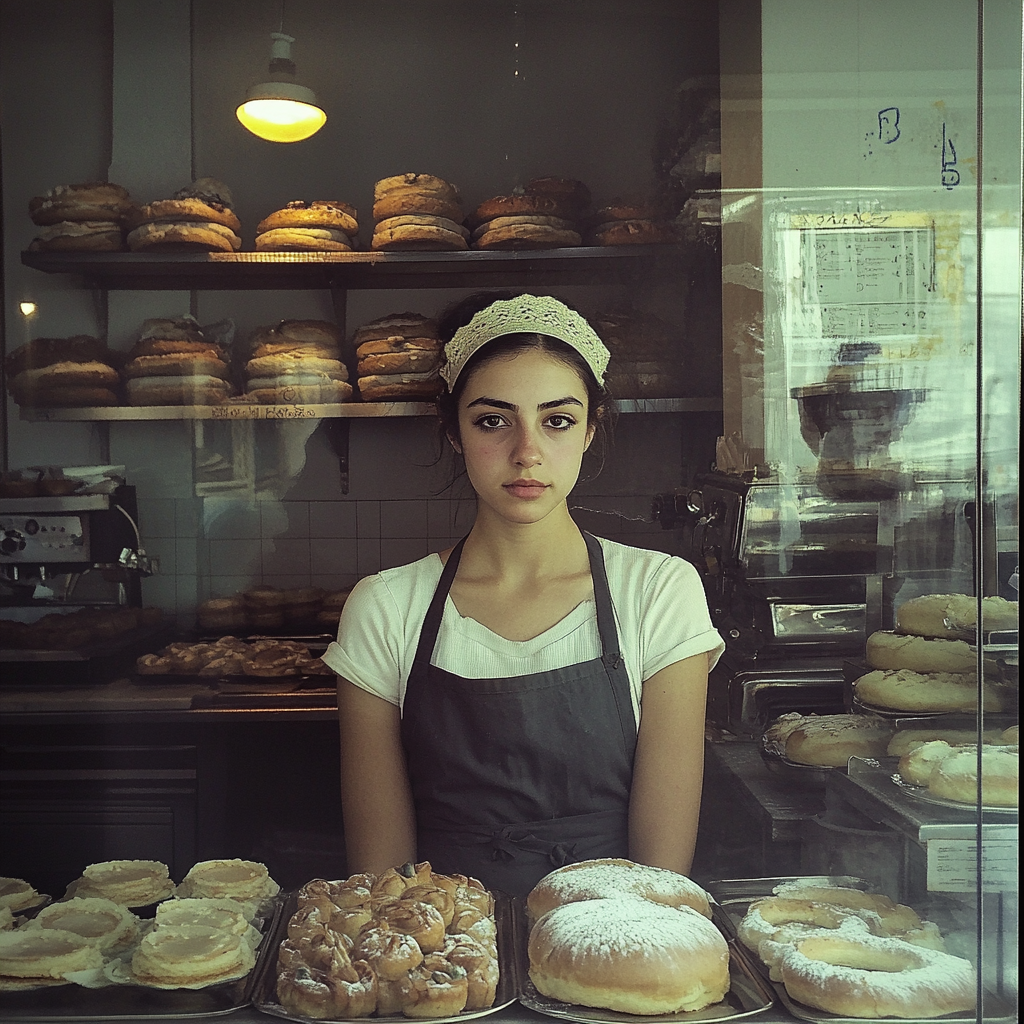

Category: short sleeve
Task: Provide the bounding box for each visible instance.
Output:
[638,554,725,680]
[321,574,405,705]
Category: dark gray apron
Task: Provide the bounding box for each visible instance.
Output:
[400,531,638,897]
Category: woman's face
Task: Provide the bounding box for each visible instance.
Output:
[455,347,595,526]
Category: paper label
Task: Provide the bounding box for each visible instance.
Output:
[926,839,1017,892]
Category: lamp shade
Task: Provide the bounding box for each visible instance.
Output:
[236,80,326,143]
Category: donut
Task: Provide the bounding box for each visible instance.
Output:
[928,745,1018,806]
[528,897,729,1014]
[853,668,1004,713]
[764,712,894,767]
[398,953,469,1017]
[526,857,712,921]
[771,883,922,935]
[771,933,975,1017]
[866,630,977,674]
[737,897,873,953]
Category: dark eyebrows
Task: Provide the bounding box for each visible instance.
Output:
[465,396,584,411]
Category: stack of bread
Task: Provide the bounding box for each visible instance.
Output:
[853,593,1018,713]
[196,584,351,633]
[526,858,727,1015]
[136,636,331,678]
[0,607,162,651]
[127,178,241,253]
[585,199,678,246]
[353,312,444,402]
[591,309,685,398]
[735,881,976,1018]
[371,174,468,251]
[469,177,588,250]
[241,319,352,404]
[123,316,234,406]
[5,335,122,407]
[255,200,360,252]
[274,860,498,1019]
[27,181,135,252]
[763,712,894,767]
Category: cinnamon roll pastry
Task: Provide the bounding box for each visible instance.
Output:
[442,933,499,1010]
[449,906,497,951]
[376,900,446,954]
[333,905,374,941]
[402,885,455,928]
[353,924,424,980]
[287,902,334,940]
[399,954,469,1017]
[284,920,354,973]
[452,877,494,917]
[373,868,412,899]
[276,960,377,1019]
[333,876,375,910]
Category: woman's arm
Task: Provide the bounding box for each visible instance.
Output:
[337,677,417,874]
[627,652,710,875]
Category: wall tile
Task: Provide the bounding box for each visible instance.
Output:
[356,501,380,538]
[311,573,360,592]
[356,539,381,575]
[204,499,261,539]
[205,574,254,601]
[143,573,176,612]
[381,500,428,538]
[138,498,175,538]
[173,537,199,577]
[312,538,358,576]
[175,499,202,538]
[261,538,312,576]
[381,538,429,570]
[309,501,357,538]
[209,538,261,577]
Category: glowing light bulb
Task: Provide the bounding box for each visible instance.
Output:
[19,302,37,317]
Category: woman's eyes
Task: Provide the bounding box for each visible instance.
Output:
[472,413,577,431]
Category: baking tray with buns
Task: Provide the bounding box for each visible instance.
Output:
[0,895,285,1019]
[250,890,520,1024]
[706,875,1017,1024]
[513,898,774,1024]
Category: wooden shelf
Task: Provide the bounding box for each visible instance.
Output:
[21,245,697,291]
[19,398,721,422]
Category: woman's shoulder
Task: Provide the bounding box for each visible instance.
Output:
[344,552,444,617]
[594,535,699,582]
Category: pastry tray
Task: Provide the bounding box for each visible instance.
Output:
[758,732,835,784]
[705,875,1017,1024]
[251,890,521,1024]
[0,895,285,1020]
[513,898,775,1023]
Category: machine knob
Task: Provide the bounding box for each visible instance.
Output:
[1,529,26,555]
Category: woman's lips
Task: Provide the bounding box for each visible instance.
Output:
[503,480,548,500]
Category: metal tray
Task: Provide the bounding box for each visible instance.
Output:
[251,890,520,1024]
[0,895,285,1020]
[515,897,774,1023]
[706,875,1017,1024]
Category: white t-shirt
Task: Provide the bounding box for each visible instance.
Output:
[323,536,724,720]
[322,536,724,725]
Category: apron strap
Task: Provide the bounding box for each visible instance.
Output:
[412,536,466,669]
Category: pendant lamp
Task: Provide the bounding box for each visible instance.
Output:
[236,32,326,143]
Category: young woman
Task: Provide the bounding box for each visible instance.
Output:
[323,292,724,897]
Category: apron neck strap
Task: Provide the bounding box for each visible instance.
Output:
[413,531,621,667]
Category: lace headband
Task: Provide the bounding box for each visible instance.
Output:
[440,294,611,389]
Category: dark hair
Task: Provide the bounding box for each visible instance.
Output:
[434,292,614,476]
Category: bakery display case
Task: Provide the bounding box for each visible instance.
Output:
[1,0,1020,1021]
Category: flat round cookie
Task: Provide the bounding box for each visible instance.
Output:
[371,224,468,251]
[473,223,582,250]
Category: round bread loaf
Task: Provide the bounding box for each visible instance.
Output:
[124,353,230,379]
[472,194,568,224]
[928,745,1018,806]
[853,668,1003,713]
[129,198,241,232]
[525,177,591,214]
[355,336,442,357]
[374,173,461,203]
[527,858,711,921]
[29,221,124,251]
[764,712,894,767]
[589,219,677,245]
[371,221,468,251]
[248,319,343,351]
[247,381,354,404]
[375,214,469,239]
[255,227,353,251]
[887,727,1004,756]
[528,897,729,1014]
[29,182,134,225]
[372,193,464,222]
[357,371,443,401]
[257,200,359,236]
[473,223,582,250]
[246,353,347,379]
[895,593,1018,638]
[127,221,241,253]
[126,375,231,406]
[470,214,576,241]
[357,349,441,376]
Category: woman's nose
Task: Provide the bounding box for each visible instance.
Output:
[512,426,543,467]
